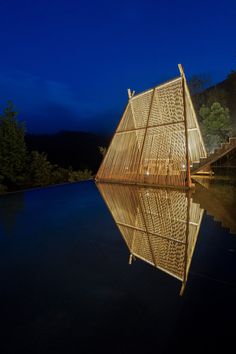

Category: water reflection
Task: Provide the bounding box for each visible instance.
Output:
[97,182,204,295]
[0,193,25,236]
[193,177,236,234]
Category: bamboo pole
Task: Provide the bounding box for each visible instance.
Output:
[178,64,192,189]
[179,191,190,296]
[135,88,156,180]
[183,77,207,158]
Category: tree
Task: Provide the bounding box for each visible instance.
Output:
[50,166,69,184]
[98,146,107,157]
[0,102,27,183]
[68,168,92,182]
[204,87,228,108]
[227,70,236,81]
[199,102,232,151]
[28,151,52,186]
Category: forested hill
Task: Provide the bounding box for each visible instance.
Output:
[215,74,236,130]
[26,131,110,173]
[195,72,236,131]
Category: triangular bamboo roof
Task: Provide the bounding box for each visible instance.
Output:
[96,65,207,188]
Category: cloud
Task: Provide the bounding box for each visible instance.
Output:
[0,71,91,129]
[0,70,120,133]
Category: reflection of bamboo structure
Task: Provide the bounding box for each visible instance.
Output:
[97,182,204,295]
[96,65,206,188]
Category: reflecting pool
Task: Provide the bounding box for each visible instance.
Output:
[0,179,235,353]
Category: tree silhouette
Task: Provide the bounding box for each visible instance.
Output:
[0,102,27,184]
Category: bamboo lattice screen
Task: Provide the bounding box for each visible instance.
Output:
[97,182,204,294]
[96,66,207,188]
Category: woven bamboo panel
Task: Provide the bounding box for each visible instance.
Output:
[116,103,135,132]
[148,78,183,126]
[117,90,153,131]
[137,123,186,186]
[184,81,207,162]
[96,71,207,187]
[96,130,145,182]
[97,182,203,289]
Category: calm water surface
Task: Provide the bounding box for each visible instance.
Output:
[0,179,235,353]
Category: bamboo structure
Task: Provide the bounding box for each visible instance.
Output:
[97,182,204,295]
[96,65,207,188]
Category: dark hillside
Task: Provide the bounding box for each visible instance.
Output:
[195,72,236,131]
[25,131,110,173]
[216,74,236,129]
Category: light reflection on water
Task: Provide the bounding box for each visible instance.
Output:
[0,179,235,353]
[193,177,236,234]
[97,178,236,295]
[97,183,203,295]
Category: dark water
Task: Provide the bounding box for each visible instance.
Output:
[0,180,235,353]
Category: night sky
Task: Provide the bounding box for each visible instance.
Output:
[0,0,235,134]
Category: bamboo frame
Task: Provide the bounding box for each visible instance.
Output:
[96,65,207,188]
[179,64,191,188]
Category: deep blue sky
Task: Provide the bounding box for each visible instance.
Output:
[0,0,235,134]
